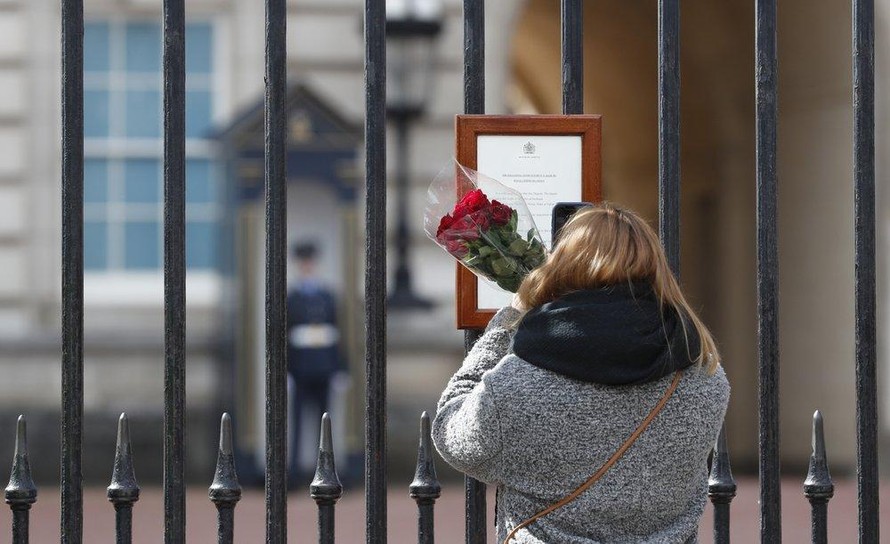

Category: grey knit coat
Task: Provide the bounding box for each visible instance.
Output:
[433,307,730,543]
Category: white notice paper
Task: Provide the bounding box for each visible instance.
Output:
[475,135,583,310]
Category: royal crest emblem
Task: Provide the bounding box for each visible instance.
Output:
[523,141,536,154]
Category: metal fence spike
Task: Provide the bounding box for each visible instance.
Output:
[803,410,833,544]
[107,413,139,543]
[6,415,37,543]
[310,413,343,505]
[410,411,441,504]
[5,415,37,507]
[107,413,140,504]
[209,413,241,544]
[708,425,737,501]
[707,424,735,544]
[803,410,833,500]
[410,412,440,544]
[209,413,242,507]
[311,413,341,544]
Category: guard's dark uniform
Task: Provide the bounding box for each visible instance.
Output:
[286,281,345,480]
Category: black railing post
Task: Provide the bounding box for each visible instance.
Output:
[853,0,879,541]
[462,1,486,540]
[561,0,583,115]
[61,0,84,540]
[462,331,486,543]
[209,414,241,544]
[803,411,834,544]
[162,0,187,541]
[264,0,288,541]
[708,426,736,544]
[107,414,140,544]
[410,412,441,544]
[755,0,781,540]
[658,0,681,274]
[310,413,342,544]
[364,0,387,542]
[5,416,37,544]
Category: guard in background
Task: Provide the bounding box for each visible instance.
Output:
[287,241,346,485]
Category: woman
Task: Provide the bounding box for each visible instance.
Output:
[433,204,729,543]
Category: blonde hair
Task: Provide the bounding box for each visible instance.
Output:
[517,203,720,374]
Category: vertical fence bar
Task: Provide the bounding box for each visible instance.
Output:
[162,0,187,541]
[410,412,441,544]
[463,332,486,544]
[5,416,37,544]
[707,426,736,544]
[561,0,583,115]
[364,0,387,542]
[209,414,241,544]
[61,0,84,541]
[463,0,484,116]
[853,0,879,541]
[107,414,140,544]
[310,413,342,544]
[803,411,834,544]
[462,1,486,541]
[264,0,288,541]
[658,0,680,274]
[755,0,781,539]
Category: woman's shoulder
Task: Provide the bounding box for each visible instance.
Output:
[674,363,731,411]
[484,354,729,398]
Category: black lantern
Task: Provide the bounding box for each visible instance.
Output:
[385,0,443,120]
[385,0,443,309]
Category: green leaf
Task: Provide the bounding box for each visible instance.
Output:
[507,239,528,256]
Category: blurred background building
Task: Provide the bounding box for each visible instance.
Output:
[0,0,887,484]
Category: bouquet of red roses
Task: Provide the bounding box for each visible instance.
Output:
[424,162,547,293]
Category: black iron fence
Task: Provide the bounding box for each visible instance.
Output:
[2,0,878,542]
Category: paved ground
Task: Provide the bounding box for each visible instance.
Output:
[2,477,886,543]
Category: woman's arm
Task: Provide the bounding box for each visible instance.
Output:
[432,306,521,483]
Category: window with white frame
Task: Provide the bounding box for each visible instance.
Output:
[83,20,219,272]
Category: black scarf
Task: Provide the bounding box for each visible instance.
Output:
[511,283,699,385]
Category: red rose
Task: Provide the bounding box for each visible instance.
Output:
[490,200,513,226]
[452,202,471,220]
[445,239,468,258]
[456,189,490,214]
[451,214,480,241]
[470,210,491,232]
[436,213,455,237]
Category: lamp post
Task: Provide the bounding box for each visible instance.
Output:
[384,0,442,309]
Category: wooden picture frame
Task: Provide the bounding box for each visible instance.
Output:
[454,114,602,329]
